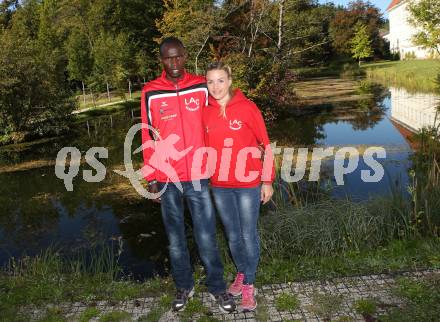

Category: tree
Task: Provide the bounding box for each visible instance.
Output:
[329,0,385,58]
[280,0,336,66]
[0,29,75,142]
[89,32,132,100]
[66,29,93,104]
[135,50,152,83]
[408,0,440,56]
[156,0,219,73]
[351,23,373,65]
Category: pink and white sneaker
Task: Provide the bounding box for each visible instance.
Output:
[241,284,257,312]
[228,272,244,297]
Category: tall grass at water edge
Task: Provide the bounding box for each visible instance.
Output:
[261,136,440,260]
[0,241,172,320]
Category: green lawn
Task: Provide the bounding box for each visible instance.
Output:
[75,90,142,110]
[363,60,440,93]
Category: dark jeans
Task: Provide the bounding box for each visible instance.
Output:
[211,185,261,284]
[158,179,226,294]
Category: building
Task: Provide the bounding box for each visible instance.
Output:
[384,0,433,59]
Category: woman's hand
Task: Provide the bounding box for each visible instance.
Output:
[261,183,274,204]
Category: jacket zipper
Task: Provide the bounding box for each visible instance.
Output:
[175,83,190,180]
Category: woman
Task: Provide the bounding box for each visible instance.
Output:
[203,62,274,312]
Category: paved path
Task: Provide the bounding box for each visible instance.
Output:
[29,269,439,321]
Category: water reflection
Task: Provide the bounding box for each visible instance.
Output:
[389,87,440,132]
[269,83,389,146]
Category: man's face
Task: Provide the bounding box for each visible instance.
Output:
[160,44,187,82]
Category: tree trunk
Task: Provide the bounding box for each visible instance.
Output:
[277,0,284,52]
[195,35,210,74]
[128,80,132,99]
[248,3,264,58]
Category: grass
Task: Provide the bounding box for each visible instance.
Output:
[308,291,344,321]
[354,298,378,317]
[379,275,440,321]
[79,307,100,322]
[99,311,131,322]
[73,99,140,123]
[275,292,300,311]
[0,245,173,321]
[257,238,440,284]
[76,90,141,110]
[260,197,414,259]
[179,298,209,322]
[363,60,440,93]
[140,294,172,322]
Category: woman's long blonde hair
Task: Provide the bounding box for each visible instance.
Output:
[206,61,233,118]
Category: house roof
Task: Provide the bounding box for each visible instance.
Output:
[386,0,403,11]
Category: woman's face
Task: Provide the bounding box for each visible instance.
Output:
[206,69,232,102]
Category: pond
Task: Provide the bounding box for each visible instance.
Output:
[0,82,438,279]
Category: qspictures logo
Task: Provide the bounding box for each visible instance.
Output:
[54,123,387,199]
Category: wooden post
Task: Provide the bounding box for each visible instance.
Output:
[82,81,86,106]
[106,82,111,102]
[91,89,96,107]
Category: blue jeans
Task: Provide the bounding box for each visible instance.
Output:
[158,179,226,294]
[211,185,261,284]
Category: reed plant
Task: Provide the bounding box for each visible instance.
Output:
[259,197,414,259]
[263,120,440,259]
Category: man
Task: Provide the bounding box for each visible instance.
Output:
[140,37,235,313]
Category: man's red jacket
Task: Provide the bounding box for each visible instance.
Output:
[140,70,208,183]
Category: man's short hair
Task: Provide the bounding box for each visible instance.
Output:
[159,37,185,57]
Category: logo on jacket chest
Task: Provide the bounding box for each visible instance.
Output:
[185,97,200,112]
[229,119,243,131]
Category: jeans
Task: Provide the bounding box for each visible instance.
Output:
[158,179,226,294]
[211,185,261,284]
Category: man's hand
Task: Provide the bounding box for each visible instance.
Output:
[261,183,274,204]
[148,182,161,203]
